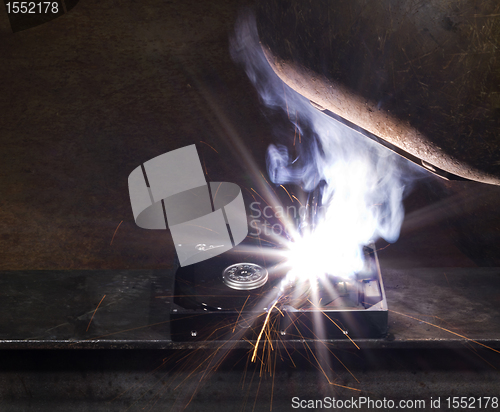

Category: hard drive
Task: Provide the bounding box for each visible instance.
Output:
[170,243,388,341]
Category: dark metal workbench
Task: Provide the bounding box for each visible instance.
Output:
[2,267,499,349]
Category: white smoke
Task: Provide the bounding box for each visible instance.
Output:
[231,11,410,279]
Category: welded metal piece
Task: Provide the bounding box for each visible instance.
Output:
[256,0,500,185]
[170,244,388,341]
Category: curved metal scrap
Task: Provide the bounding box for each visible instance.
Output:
[256,0,500,184]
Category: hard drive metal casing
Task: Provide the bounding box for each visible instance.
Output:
[170,244,388,341]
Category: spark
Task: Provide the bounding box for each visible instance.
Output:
[174,351,218,391]
[390,309,500,354]
[86,294,106,332]
[279,185,293,202]
[300,338,361,392]
[278,340,296,368]
[291,194,303,206]
[199,140,219,153]
[259,172,274,190]
[184,223,221,234]
[263,319,274,352]
[212,182,222,203]
[465,343,497,370]
[307,299,360,350]
[70,319,171,345]
[250,187,272,205]
[252,300,280,362]
[376,243,392,252]
[233,294,251,332]
[330,349,360,383]
[110,221,123,245]
[291,318,361,383]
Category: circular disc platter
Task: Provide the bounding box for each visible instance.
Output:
[222,263,268,290]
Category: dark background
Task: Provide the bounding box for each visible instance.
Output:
[1,0,500,411]
[1,0,499,271]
